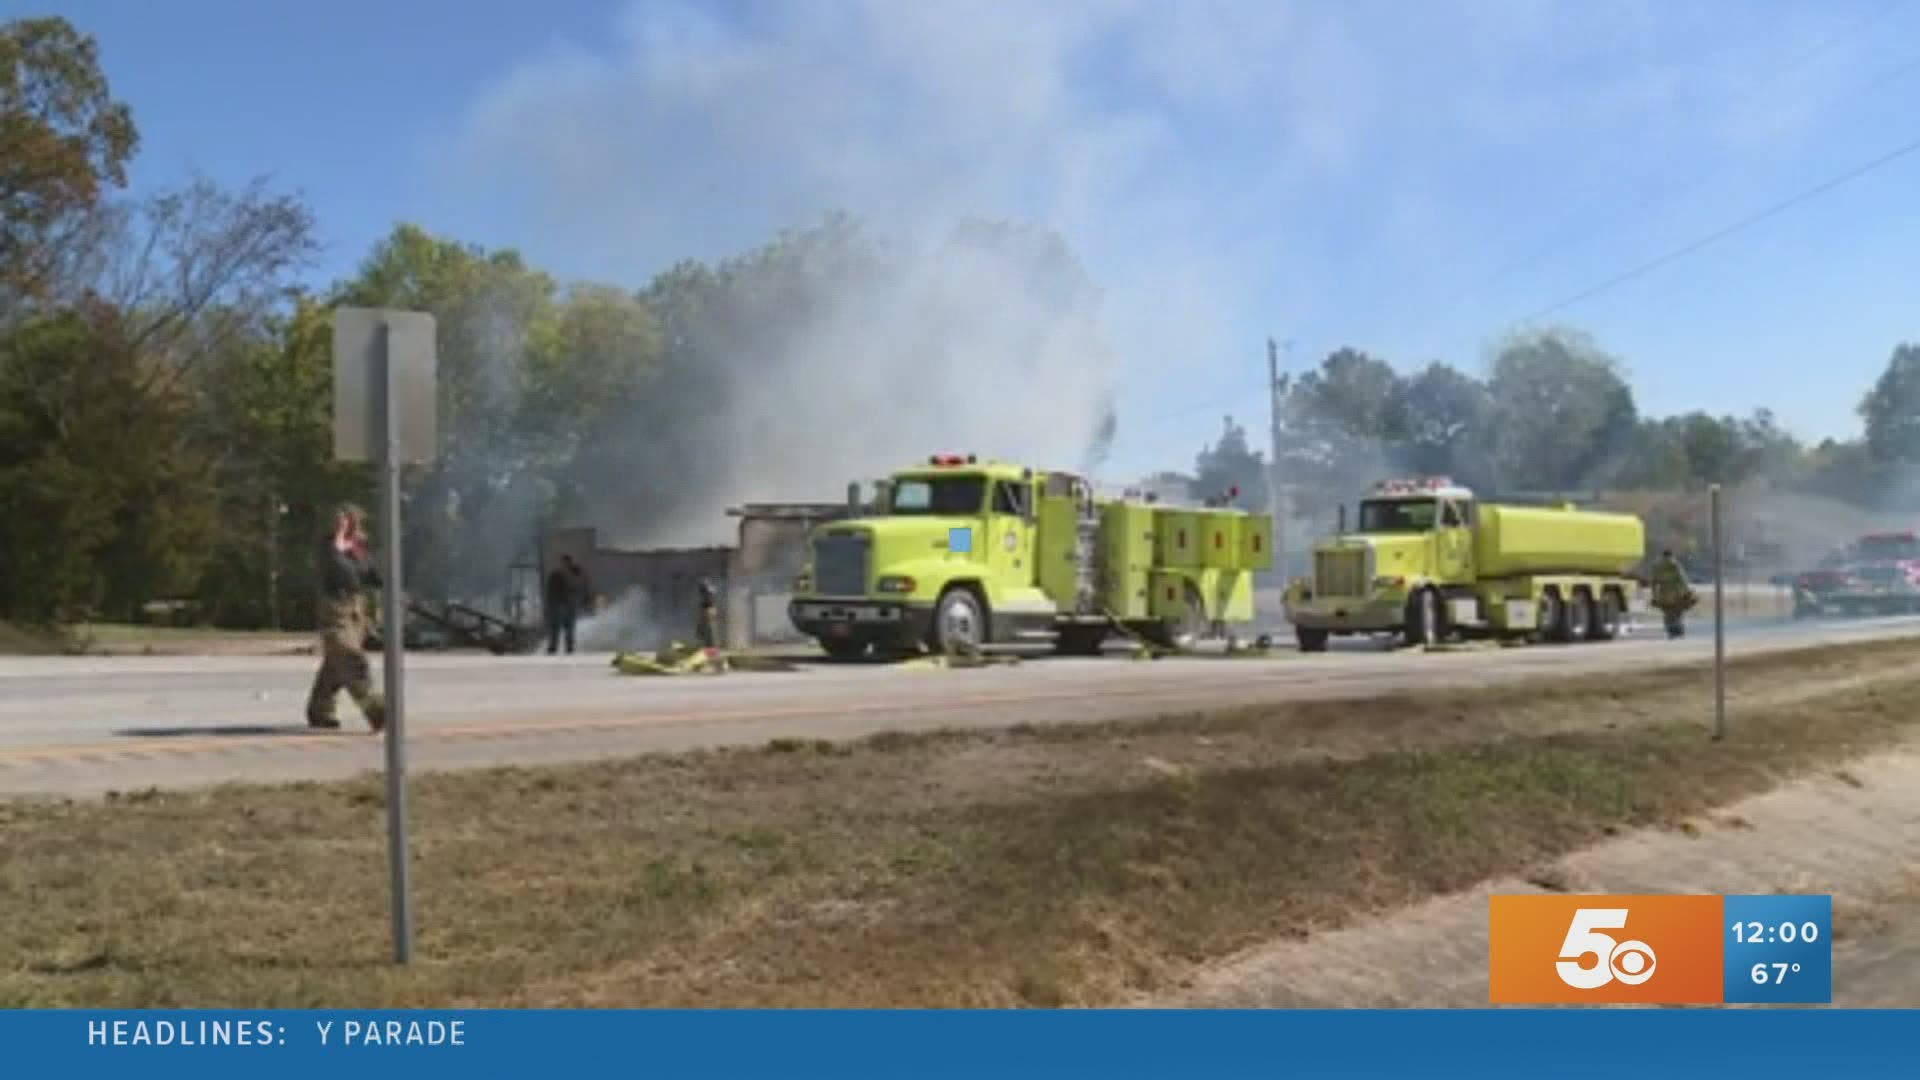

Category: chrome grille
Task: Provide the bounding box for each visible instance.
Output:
[1314,548,1368,598]
[812,532,871,597]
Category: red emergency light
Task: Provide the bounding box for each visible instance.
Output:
[1374,476,1456,495]
[927,452,979,467]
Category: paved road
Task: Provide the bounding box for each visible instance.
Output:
[2,614,1916,796]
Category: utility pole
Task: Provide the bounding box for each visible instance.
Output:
[1711,484,1726,740]
[1266,338,1290,584]
[267,497,288,631]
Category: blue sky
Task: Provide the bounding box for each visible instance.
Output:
[24,0,1920,478]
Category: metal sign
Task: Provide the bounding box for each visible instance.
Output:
[333,308,438,464]
[331,306,438,966]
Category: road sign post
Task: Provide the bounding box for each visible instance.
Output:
[1710,484,1726,740]
[333,307,437,965]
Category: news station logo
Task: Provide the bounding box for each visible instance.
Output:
[1489,894,1724,1005]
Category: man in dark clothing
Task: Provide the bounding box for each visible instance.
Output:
[695,576,719,650]
[546,556,585,654]
[568,558,592,622]
[307,504,386,731]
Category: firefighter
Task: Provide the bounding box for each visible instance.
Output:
[306,504,386,731]
[695,576,719,650]
[545,556,583,655]
[1650,548,1696,639]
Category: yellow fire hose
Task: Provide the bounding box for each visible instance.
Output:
[611,641,728,676]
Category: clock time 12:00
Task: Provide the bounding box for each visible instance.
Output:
[1731,920,1820,945]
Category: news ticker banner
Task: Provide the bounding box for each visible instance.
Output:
[1,1007,1914,1079]
[1490,892,1832,1005]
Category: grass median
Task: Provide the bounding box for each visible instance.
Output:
[2,638,1918,1007]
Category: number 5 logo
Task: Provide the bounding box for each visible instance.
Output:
[1557,908,1658,988]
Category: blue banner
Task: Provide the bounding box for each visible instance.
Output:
[5,1009,1913,1078]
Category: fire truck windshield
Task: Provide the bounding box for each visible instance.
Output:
[1358,498,1438,533]
[889,475,987,515]
[1856,535,1919,561]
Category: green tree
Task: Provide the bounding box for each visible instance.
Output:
[1272,347,1410,520]
[0,304,215,622]
[1398,361,1492,486]
[1193,416,1266,509]
[193,296,373,627]
[0,16,137,309]
[1861,343,1920,463]
[1485,328,1637,492]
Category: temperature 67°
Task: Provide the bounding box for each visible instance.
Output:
[1751,962,1801,985]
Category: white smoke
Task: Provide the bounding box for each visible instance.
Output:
[574,587,673,652]
[426,0,1872,548]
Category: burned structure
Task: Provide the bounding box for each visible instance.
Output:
[539,501,856,650]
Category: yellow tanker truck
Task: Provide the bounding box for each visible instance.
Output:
[1284,477,1646,651]
[789,453,1272,659]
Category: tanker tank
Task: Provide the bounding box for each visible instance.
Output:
[1473,504,1645,579]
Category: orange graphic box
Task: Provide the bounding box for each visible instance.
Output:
[1489,894,1724,1004]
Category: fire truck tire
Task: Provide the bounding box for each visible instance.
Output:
[930,586,988,656]
[1403,588,1441,647]
[1296,626,1330,652]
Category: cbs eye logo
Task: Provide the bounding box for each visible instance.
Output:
[1556,908,1658,989]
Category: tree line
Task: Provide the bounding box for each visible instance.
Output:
[1,17,1120,628]
[1185,333,1920,563]
[4,16,1917,628]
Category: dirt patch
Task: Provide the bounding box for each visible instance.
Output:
[1,640,1917,1008]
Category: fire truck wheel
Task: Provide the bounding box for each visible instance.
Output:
[1403,588,1441,647]
[1296,626,1330,652]
[931,586,988,656]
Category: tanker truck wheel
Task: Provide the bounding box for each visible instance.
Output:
[1567,588,1595,644]
[1535,588,1567,643]
[1403,588,1441,648]
[1590,589,1623,641]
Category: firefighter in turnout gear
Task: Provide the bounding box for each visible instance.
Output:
[1650,549,1696,640]
[306,504,386,731]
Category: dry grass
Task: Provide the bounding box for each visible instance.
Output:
[2,639,1919,1008]
[0,622,79,656]
[73,623,307,656]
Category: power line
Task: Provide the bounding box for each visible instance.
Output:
[1122,9,1920,443]
[1518,130,1920,323]
[1428,0,1915,313]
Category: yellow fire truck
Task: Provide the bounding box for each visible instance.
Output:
[789,454,1272,659]
[1285,477,1646,651]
